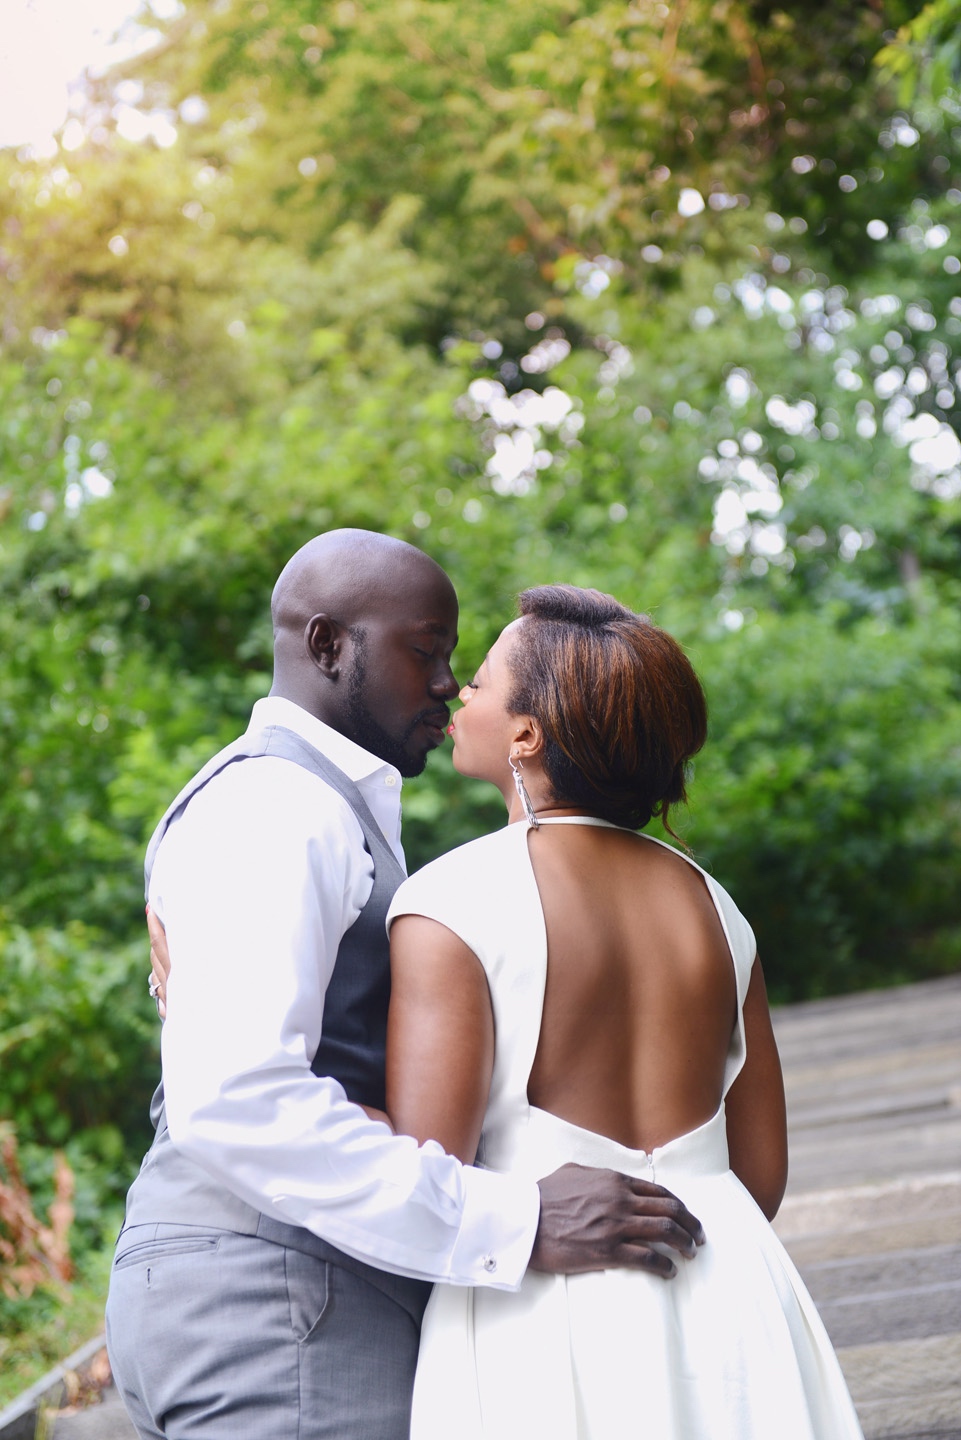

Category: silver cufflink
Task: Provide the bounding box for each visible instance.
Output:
[482,1254,497,1273]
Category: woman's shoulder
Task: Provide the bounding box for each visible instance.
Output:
[388,824,519,921]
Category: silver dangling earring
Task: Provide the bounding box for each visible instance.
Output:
[509,752,540,828]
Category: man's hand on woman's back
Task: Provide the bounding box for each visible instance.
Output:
[531,1164,705,1279]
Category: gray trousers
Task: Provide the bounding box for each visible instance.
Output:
[105,1224,431,1440]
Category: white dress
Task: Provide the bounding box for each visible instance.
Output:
[386,818,864,1440]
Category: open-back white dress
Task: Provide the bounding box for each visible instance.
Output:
[386,817,864,1440]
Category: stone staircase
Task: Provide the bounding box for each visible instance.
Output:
[773,974,961,1438]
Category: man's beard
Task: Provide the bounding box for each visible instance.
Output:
[345,636,431,778]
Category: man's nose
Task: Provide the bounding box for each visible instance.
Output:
[429,661,459,699]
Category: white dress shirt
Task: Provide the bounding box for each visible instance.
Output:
[151,695,539,1289]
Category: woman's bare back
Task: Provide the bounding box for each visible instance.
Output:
[526,823,739,1152]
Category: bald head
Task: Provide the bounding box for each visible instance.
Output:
[272,529,447,636]
[268,529,460,772]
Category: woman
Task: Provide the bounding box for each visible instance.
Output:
[385,585,863,1440]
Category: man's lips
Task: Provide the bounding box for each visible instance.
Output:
[421,712,450,742]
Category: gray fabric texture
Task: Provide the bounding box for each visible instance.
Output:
[107,1224,427,1440]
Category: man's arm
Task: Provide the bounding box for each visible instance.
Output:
[147,760,540,1289]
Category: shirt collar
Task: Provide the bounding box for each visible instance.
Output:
[247,696,403,790]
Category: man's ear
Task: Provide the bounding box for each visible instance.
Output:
[304,614,342,677]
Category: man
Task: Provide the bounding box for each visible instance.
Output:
[106,530,704,1440]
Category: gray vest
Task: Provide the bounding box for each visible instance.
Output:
[124,725,427,1312]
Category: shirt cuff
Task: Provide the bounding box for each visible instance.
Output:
[446,1166,540,1291]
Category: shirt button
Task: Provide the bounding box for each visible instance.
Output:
[482,1254,497,1273]
[385,775,397,787]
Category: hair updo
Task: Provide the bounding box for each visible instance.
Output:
[506,585,707,836]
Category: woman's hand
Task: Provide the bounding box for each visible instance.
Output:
[360,1106,394,1129]
[146,905,170,1020]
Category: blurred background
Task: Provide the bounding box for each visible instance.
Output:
[1,0,959,1399]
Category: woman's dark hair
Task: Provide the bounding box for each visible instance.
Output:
[506,585,707,837]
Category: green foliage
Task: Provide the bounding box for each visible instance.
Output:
[0,0,959,1365]
[877,0,961,106]
[688,604,961,999]
[0,919,158,1157]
